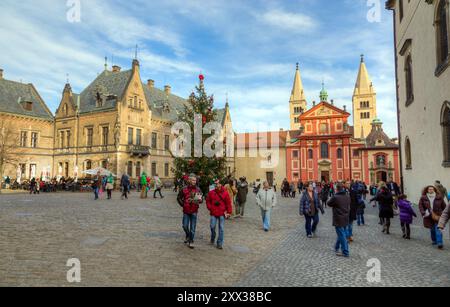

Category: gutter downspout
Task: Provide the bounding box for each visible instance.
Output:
[387,2,404,193]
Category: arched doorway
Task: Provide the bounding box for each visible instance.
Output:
[376,171,387,183]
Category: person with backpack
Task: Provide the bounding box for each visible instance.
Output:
[236,177,249,218]
[177,174,203,249]
[206,179,232,250]
[140,172,148,199]
[371,185,394,235]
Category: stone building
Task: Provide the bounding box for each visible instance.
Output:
[386,0,450,201]
[0,69,54,182]
[0,59,234,184]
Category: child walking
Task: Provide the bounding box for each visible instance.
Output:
[397,195,417,240]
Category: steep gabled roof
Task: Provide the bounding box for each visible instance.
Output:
[0,78,53,120]
[78,69,133,114]
[364,120,398,149]
[142,85,188,122]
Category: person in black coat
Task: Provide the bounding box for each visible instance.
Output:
[327,183,351,257]
[371,186,394,234]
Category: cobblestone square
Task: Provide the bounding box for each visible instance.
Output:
[0,191,449,287]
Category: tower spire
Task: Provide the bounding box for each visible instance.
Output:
[104,56,108,71]
[320,80,328,102]
[289,63,308,130]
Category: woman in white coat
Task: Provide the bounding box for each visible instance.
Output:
[256,181,277,232]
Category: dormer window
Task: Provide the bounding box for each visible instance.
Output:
[21,101,33,111]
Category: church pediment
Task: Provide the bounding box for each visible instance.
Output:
[300,102,350,120]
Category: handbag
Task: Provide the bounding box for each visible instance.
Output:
[432,211,441,223]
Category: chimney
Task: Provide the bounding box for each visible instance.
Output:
[343,105,347,112]
[147,79,155,89]
[0,69,3,79]
[331,99,334,105]
[112,65,121,72]
[164,85,171,95]
[312,100,316,106]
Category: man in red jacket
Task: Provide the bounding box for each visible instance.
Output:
[207,179,232,250]
[177,174,203,249]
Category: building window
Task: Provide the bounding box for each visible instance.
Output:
[442,103,450,165]
[293,150,299,159]
[405,55,414,105]
[320,142,329,159]
[337,148,343,159]
[19,164,26,178]
[136,161,141,177]
[405,137,412,169]
[136,129,142,146]
[164,135,170,151]
[399,0,404,22]
[59,131,65,148]
[64,162,69,178]
[164,163,169,177]
[66,131,71,148]
[151,162,157,176]
[101,160,108,169]
[86,160,92,170]
[294,117,300,124]
[353,149,360,158]
[87,128,93,147]
[308,149,313,160]
[31,132,38,148]
[102,127,109,146]
[20,131,28,147]
[436,0,449,68]
[128,128,134,145]
[152,133,158,149]
[127,161,133,177]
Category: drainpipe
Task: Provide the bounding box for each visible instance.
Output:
[387,3,404,193]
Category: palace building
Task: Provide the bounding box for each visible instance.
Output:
[0,59,234,184]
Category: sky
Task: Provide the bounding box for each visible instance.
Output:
[0,0,398,136]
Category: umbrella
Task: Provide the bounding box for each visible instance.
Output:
[82,167,116,177]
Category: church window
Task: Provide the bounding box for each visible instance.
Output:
[442,103,450,165]
[405,137,412,169]
[294,118,299,124]
[320,142,329,159]
[308,149,313,160]
[127,161,133,177]
[405,55,414,106]
[436,0,449,68]
[337,148,343,159]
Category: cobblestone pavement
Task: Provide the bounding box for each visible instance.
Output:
[1,191,449,287]
[0,190,299,287]
[237,201,450,287]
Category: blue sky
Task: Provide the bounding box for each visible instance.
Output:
[0,0,398,136]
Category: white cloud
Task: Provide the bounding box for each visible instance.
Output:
[260,9,317,31]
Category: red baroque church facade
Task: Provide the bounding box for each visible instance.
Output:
[285,57,400,185]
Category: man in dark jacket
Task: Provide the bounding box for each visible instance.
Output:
[327,183,351,257]
[348,181,364,242]
[120,174,130,200]
[236,177,249,218]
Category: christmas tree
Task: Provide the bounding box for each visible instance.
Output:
[172,75,227,196]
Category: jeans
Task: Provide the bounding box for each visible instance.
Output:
[94,187,99,200]
[210,216,225,247]
[431,224,444,246]
[305,214,319,236]
[357,213,365,226]
[346,221,354,238]
[335,226,350,256]
[261,208,272,231]
[182,213,197,243]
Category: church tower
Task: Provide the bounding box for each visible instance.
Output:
[290,63,307,130]
[352,55,377,139]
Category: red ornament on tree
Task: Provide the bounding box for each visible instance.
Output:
[199,74,205,81]
[202,115,207,125]
[189,160,195,167]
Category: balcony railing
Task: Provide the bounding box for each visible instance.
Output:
[127,145,151,156]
